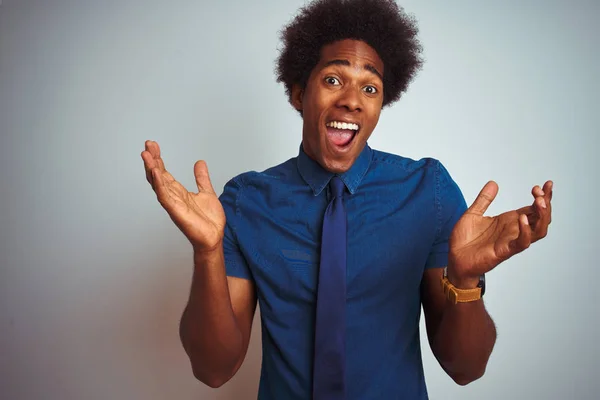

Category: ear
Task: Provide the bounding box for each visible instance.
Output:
[291,84,304,112]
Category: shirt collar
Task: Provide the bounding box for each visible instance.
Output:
[296,142,373,196]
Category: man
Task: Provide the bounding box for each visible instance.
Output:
[141,0,553,398]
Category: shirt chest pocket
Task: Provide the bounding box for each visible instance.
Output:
[249,226,322,310]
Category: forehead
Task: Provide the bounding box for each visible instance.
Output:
[318,39,384,76]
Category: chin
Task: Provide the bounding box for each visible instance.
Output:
[303,132,364,173]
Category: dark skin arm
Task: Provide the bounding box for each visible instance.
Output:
[422,180,553,384]
[421,268,496,384]
[180,252,257,388]
[142,140,257,388]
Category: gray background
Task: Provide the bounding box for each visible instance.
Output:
[1,0,598,399]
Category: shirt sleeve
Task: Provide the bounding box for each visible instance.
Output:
[218,177,254,281]
[424,160,468,269]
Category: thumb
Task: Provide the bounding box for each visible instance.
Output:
[468,181,498,216]
[194,160,216,194]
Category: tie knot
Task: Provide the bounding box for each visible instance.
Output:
[329,176,345,198]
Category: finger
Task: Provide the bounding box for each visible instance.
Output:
[514,205,541,228]
[152,168,175,209]
[145,140,161,158]
[141,150,157,185]
[161,170,177,184]
[468,181,498,216]
[194,160,216,194]
[516,205,535,215]
[525,196,543,223]
[509,214,532,255]
[543,181,552,225]
[145,140,167,172]
[151,168,164,201]
[532,195,550,241]
[142,150,174,188]
[156,154,166,172]
[143,140,176,186]
[543,180,553,201]
[526,213,540,227]
[531,185,544,198]
[534,193,547,212]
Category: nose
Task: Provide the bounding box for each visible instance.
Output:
[335,86,362,112]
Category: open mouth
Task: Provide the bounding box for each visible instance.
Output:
[325,121,359,149]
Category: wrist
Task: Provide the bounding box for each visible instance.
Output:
[192,241,223,264]
[446,266,480,289]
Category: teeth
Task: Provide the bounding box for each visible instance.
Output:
[327,121,359,131]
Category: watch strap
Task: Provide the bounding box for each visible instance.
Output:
[441,268,483,304]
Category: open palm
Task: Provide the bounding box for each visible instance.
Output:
[141,140,225,252]
[449,180,553,280]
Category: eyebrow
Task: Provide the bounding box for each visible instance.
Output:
[323,59,383,82]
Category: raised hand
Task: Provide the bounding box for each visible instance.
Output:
[448,180,553,285]
[141,140,226,253]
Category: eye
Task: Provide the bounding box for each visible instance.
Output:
[325,76,341,86]
[363,85,378,94]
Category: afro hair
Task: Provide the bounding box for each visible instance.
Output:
[276,0,423,109]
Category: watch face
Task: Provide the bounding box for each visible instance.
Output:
[479,274,486,296]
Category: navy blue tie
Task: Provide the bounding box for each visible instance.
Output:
[313,176,347,400]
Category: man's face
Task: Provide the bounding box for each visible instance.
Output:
[292,39,385,174]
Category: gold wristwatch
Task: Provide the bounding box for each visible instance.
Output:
[441,267,485,304]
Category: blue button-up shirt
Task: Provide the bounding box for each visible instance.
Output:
[219,143,467,399]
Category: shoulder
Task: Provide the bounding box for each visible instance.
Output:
[220,157,300,205]
[226,157,297,190]
[370,147,444,177]
[368,148,463,205]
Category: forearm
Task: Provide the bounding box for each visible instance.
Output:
[179,245,243,386]
[432,296,496,385]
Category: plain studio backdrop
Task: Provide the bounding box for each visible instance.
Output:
[0,0,598,399]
